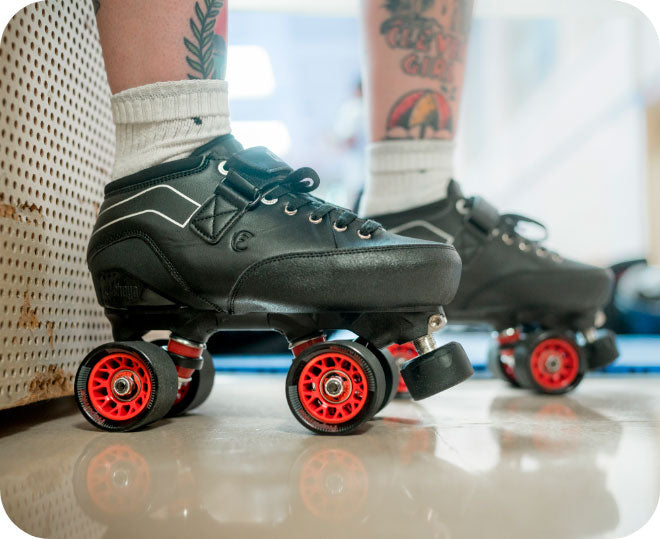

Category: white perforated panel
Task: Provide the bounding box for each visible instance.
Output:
[0,0,114,410]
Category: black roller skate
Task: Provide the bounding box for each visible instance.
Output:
[74,135,473,434]
[373,180,618,395]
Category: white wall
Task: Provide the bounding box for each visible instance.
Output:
[456,7,660,264]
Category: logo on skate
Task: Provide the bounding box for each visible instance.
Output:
[231,230,254,251]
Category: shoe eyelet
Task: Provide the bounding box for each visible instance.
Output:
[284,205,298,216]
[501,233,514,246]
[518,241,530,252]
[261,196,278,205]
[551,253,563,263]
[358,230,372,240]
[536,248,548,258]
[309,215,322,224]
[217,160,228,175]
[333,222,347,232]
[455,199,469,215]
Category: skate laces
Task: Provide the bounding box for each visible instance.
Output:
[499,213,548,242]
[459,195,558,259]
[261,167,382,238]
[497,212,562,259]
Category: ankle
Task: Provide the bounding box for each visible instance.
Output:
[111,80,230,179]
[359,139,454,216]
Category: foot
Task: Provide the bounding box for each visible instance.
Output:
[372,180,619,392]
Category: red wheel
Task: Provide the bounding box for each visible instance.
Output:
[88,353,153,421]
[501,352,518,383]
[529,338,580,391]
[75,341,178,431]
[166,350,215,418]
[286,341,385,434]
[173,381,191,408]
[297,353,368,424]
[513,334,584,395]
[386,342,417,397]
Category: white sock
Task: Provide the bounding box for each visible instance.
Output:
[110,80,231,179]
[359,139,454,216]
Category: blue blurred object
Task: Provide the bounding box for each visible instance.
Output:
[614,262,660,334]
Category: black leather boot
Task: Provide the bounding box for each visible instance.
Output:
[375,180,618,395]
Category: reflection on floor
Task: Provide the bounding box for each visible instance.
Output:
[0,376,659,539]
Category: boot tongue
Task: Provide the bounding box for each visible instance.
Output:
[218,146,295,198]
[226,146,292,179]
[190,134,244,160]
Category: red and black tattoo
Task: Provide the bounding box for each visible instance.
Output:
[380,0,471,139]
[386,89,453,139]
[380,0,466,82]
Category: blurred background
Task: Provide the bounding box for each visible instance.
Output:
[227,0,659,262]
[224,0,660,337]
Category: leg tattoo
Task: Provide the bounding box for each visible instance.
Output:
[379,0,472,139]
[184,0,227,80]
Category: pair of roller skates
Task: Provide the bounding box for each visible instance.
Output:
[74,135,618,434]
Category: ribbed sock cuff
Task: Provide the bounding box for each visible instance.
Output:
[359,139,454,216]
[110,80,231,179]
[111,80,229,123]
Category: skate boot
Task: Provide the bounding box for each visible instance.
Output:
[374,180,618,395]
[74,135,473,434]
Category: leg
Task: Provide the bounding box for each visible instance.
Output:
[361,2,618,395]
[96,0,228,92]
[360,0,473,215]
[96,0,230,178]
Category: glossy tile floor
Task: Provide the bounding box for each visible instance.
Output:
[0,375,659,539]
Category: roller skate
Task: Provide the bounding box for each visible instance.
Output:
[74,135,473,434]
[374,180,618,395]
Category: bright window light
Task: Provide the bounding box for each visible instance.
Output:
[231,121,291,156]
[227,45,276,100]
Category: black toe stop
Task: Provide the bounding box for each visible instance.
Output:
[585,330,619,370]
[400,341,473,400]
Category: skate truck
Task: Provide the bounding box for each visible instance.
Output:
[74,136,473,434]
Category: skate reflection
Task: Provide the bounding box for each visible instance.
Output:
[0,396,646,539]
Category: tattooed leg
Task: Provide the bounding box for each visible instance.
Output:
[95,0,231,179]
[96,0,228,94]
[361,0,473,142]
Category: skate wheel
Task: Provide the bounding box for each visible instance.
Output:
[487,343,520,388]
[286,340,385,434]
[514,334,584,395]
[376,347,401,413]
[584,330,619,370]
[166,349,215,417]
[358,339,398,413]
[75,341,178,432]
[400,341,473,400]
[386,342,418,397]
